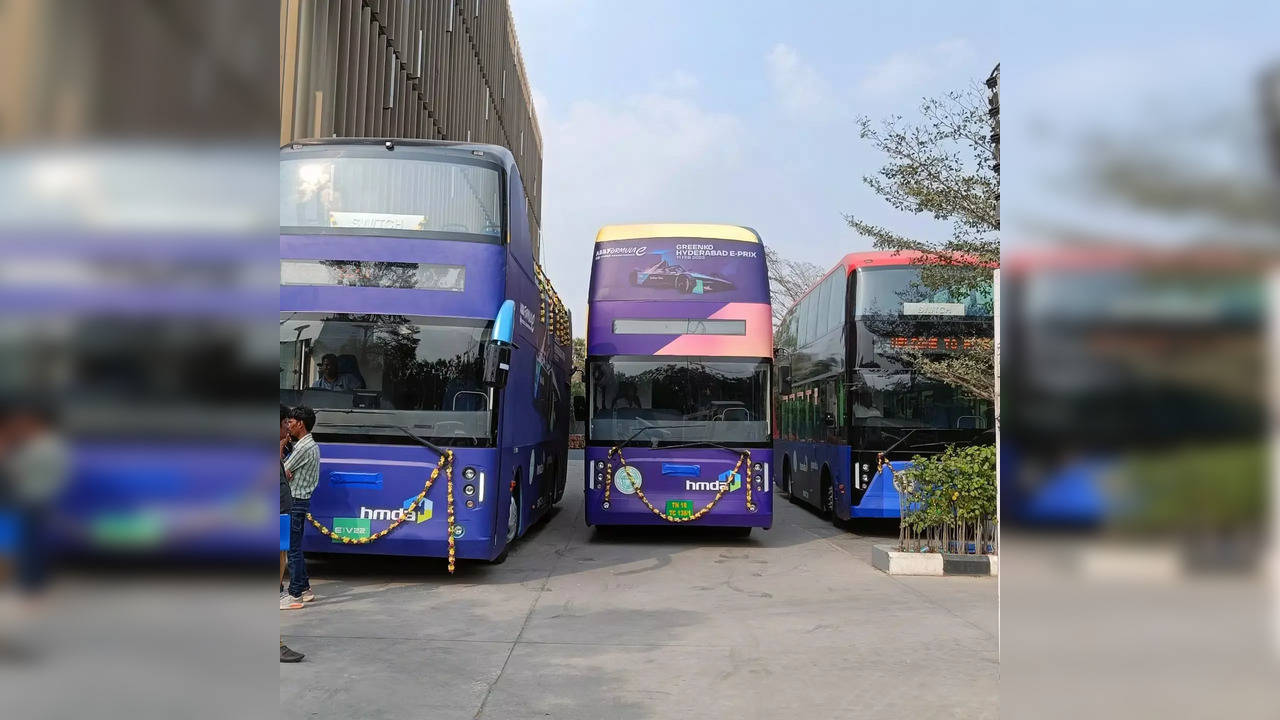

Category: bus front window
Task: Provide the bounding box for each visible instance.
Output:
[849,372,992,430]
[855,266,993,318]
[588,356,770,446]
[279,312,493,445]
[280,155,503,239]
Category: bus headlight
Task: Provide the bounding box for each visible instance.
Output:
[595,472,603,482]
[463,467,477,480]
[463,484,476,496]
[465,499,476,509]
[595,461,605,471]
[752,463,763,474]
[452,526,465,538]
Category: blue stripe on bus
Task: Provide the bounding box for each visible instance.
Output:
[329,472,383,489]
[661,464,701,477]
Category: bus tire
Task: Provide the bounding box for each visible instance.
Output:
[549,456,563,505]
[493,470,521,564]
[783,458,798,504]
[820,468,834,520]
[729,527,752,538]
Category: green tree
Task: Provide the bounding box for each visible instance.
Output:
[570,336,586,399]
[845,78,999,400]
[764,247,823,340]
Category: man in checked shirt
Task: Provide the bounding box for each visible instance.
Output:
[282,405,320,608]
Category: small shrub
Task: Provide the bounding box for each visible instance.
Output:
[895,444,996,554]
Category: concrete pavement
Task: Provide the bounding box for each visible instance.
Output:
[281,453,997,719]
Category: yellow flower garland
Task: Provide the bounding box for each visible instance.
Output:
[602,446,755,522]
[305,450,460,573]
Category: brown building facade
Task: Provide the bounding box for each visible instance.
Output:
[280,0,544,254]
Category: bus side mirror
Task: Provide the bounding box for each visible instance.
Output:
[573,395,587,422]
[485,299,515,389]
[483,340,512,388]
[778,365,792,395]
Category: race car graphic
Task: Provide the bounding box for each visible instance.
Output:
[627,251,736,294]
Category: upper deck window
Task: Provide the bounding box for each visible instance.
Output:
[855,266,993,318]
[280,154,503,241]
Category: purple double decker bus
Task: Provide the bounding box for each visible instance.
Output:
[580,224,773,533]
[281,139,572,564]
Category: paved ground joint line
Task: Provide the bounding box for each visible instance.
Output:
[471,500,584,720]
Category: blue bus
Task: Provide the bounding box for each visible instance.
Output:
[775,251,994,521]
[280,139,571,565]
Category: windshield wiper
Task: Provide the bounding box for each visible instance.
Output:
[615,422,706,448]
[662,439,746,457]
[398,426,448,458]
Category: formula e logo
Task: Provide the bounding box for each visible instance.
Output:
[358,496,433,524]
[593,245,648,259]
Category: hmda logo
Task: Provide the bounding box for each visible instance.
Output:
[359,496,433,524]
[684,470,742,493]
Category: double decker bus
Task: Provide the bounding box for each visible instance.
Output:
[581,224,773,533]
[775,251,994,520]
[280,139,571,564]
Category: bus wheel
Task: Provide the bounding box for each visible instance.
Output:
[548,456,562,505]
[729,527,752,538]
[783,460,798,505]
[493,472,521,564]
[821,469,834,520]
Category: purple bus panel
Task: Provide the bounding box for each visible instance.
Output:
[583,447,773,528]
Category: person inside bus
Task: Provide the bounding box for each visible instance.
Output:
[612,382,642,410]
[312,353,365,391]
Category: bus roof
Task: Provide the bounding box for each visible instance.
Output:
[595,223,761,244]
[784,250,998,316]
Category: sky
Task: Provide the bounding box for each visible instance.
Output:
[509,0,999,335]
[999,2,1280,248]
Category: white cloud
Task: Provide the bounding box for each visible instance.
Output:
[651,69,699,95]
[765,43,832,117]
[536,90,749,334]
[860,38,976,95]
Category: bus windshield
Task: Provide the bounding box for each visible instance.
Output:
[280,155,503,239]
[588,356,770,445]
[279,312,493,445]
[849,371,993,430]
[856,266,993,317]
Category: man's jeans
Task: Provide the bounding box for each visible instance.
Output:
[287,497,311,597]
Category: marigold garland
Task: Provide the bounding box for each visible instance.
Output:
[602,446,755,522]
[305,450,459,573]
